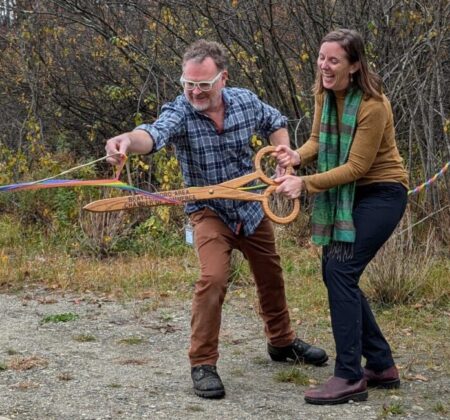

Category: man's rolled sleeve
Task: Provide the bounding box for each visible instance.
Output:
[252,92,288,138]
[134,100,186,152]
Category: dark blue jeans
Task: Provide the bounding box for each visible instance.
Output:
[322,182,408,380]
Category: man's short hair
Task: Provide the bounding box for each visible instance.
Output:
[183,40,228,71]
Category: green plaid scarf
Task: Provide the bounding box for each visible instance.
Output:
[311,87,364,248]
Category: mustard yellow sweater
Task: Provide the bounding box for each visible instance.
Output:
[298,91,409,194]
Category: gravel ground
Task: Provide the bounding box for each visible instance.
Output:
[0,287,448,420]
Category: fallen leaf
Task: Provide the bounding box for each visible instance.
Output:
[405,373,429,382]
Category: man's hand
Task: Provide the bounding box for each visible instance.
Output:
[105,130,154,165]
[272,145,301,169]
[105,133,132,165]
[274,174,305,199]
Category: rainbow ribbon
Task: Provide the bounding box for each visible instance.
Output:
[408,161,450,196]
[2,155,448,201]
[0,155,180,205]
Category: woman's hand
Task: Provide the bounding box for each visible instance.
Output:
[273,145,301,168]
[274,175,305,199]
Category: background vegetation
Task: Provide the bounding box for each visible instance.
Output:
[0,0,449,309]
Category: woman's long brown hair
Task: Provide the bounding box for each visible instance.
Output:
[313,29,383,100]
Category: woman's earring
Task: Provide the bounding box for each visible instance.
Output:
[350,73,354,83]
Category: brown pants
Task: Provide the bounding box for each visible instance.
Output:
[188,208,295,366]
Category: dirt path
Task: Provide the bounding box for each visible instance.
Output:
[0,287,448,419]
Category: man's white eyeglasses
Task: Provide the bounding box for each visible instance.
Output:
[180,71,223,92]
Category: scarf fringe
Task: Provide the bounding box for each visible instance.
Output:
[324,241,354,262]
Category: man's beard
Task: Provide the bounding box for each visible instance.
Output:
[187,96,210,112]
[190,101,209,111]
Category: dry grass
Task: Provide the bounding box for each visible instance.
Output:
[78,209,135,257]
[7,356,48,371]
[1,212,448,310]
[0,245,197,300]
[117,358,148,365]
[118,336,145,345]
[363,221,449,306]
[72,334,96,342]
[57,372,74,381]
[11,381,40,390]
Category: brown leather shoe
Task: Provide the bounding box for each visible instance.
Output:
[364,365,400,389]
[304,376,368,405]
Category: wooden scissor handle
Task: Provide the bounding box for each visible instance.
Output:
[262,185,300,224]
[254,145,294,181]
[254,146,300,224]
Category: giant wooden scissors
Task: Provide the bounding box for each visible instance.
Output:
[83,146,300,224]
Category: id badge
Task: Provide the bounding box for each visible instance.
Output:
[185,223,194,246]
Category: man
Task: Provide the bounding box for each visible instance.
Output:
[106,40,328,399]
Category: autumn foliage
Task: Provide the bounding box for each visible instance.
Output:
[0,0,448,241]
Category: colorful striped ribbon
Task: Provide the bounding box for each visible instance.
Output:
[408,161,450,196]
[2,156,449,201]
[0,154,180,205]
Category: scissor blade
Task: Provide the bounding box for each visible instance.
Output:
[83,191,186,212]
[84,196,153,212]
[83,186,210,212]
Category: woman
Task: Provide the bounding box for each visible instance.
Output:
[275,29,408,405]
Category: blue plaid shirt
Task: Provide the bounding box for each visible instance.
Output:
[135,87,287,236]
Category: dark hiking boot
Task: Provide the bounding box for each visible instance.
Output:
[191,365,225,399]
[268,338,328,366]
